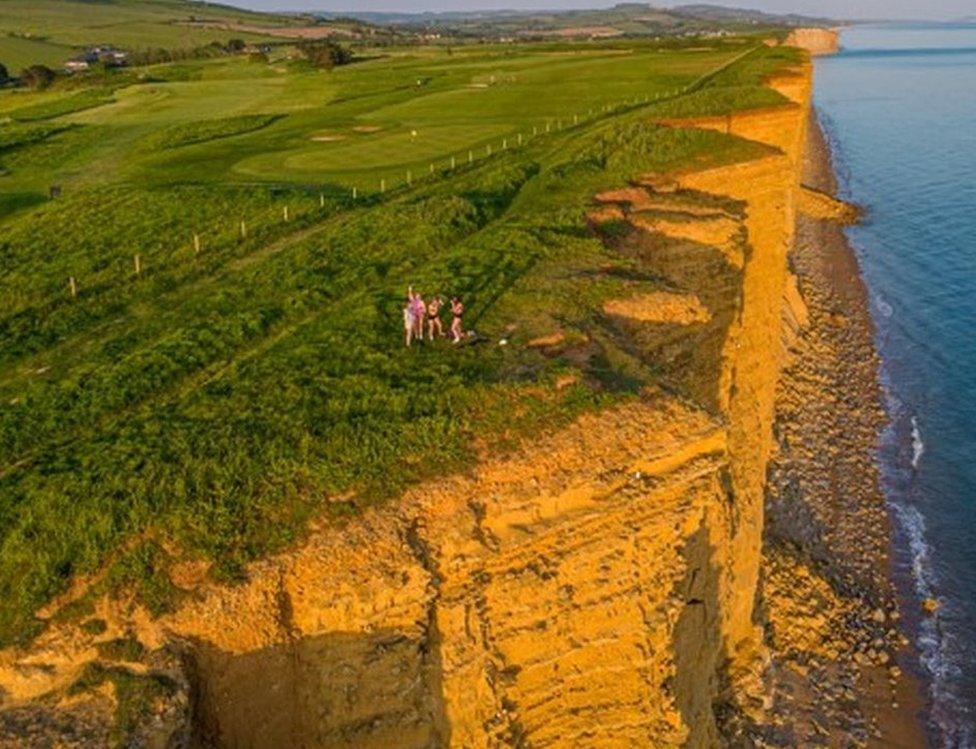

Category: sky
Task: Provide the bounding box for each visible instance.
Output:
[228,0,975,22]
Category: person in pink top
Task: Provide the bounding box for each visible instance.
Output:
[409,287,426,342]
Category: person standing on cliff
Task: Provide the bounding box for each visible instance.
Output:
[410,288,426,342]
[427,296,444,340]
[450,297,464,343]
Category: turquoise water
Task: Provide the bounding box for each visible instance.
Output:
[815,23,976,746]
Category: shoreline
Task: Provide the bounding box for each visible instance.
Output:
[758,108,929,746]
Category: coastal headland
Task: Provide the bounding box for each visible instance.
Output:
[0,29,927,747]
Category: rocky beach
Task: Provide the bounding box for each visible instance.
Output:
[756,110,928,746]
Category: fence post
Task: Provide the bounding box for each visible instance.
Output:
[320,193,325,208]
[573,114,578,125]
[486,144,492,156]
[381,179,386,193]
[518,133,523,146]
[502,138,507,150]
[69,277,77,298]
[240,220,247,239]
[283,206,289,221]
[352,186,358,200]
[193,233,200,253]
[468,150,473,164]
[450,156,456,169]
[134,254,141,275]
[407,170,412,185]
[429,163,434,174]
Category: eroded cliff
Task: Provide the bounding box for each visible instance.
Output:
[0,50,833,749]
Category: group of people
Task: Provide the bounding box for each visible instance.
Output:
[404,286,465,347]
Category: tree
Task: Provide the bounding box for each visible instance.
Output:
[22,65,55,90]
[0,62,9,85]
[226,38,246,53]
[299,41,353,70]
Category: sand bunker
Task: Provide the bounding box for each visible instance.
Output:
[352,125,383,134]
[310,134,346,142]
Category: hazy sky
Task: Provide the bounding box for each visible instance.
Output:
[229,0,975,22]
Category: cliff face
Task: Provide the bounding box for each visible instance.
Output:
[785,28,841,57]
[0,61,817,748]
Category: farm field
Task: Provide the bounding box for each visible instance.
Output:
[0,0,305,73]
[0,34,798,646]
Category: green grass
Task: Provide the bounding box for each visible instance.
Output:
[0,32,77,73]
[140,113,282,150]
[5,87,116,121]
[0,0,303,65]
[0,36,799,645]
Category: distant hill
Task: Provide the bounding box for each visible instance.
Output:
[673,4,836,26]
[327,2,837,39]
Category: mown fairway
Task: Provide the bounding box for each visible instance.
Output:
[0,34,798,644]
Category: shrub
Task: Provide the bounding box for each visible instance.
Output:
[21,65,56,90]
[299,41,353,70]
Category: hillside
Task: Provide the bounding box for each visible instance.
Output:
[334,2,834,40]
[0,0,374,73]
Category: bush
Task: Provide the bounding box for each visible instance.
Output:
[299,41,353,70]
[21,65,55,90]
[0,62,9,86]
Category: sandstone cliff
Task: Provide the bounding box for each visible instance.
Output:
[785,28,841,57]
[0,51,831,748]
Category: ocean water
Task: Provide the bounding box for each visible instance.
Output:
[815,23,976,747]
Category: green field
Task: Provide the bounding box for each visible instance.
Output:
[0,29,800,645]
[0,0,311,73]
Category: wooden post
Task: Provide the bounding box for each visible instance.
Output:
[407,170,412,185]
[502,138,507,150]
[320,193,325,208]
[486,144,492,156]
[573,114,578,125]
[68,277,77,298]
[450,156,456,169]
[193,233,200,253]
[380,179,386,193]
[134,254,141,275]
[518,133,522,146]
[429,163,434,174]
[533,125,537,136]
[352,187,358,200]
[240,220,247,239]
[283,206,289,221]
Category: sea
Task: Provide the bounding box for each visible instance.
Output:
[814,22,976,747]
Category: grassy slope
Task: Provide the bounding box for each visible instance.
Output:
[0,38,799,644]
[0,0,302,73]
